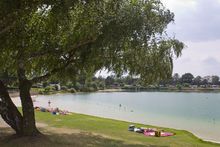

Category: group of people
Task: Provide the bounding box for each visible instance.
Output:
[34,106,71,115]
[128,125,174,137]
[34,100,71,115]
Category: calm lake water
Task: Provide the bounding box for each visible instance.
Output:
[14,92,220,143]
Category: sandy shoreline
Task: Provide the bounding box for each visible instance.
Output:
[0,118,8,128]
[9,91,39,98]
[99,88,220,93]
[98,89,124,92]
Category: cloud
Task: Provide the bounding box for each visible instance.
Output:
[202,57,220,75]
[161,0,197,11]
[203,57,219,65]
[162,0,220,42]
[160,0,220,76]
[173,40,220,76]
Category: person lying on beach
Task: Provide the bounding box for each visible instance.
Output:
[34,106,71,115]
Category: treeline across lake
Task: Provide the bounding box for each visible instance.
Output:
[35,73,220,93]
[1,71,220,93]
[161,73,220,86]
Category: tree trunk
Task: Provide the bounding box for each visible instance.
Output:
[19,79,39,136]
[17,48,40,136]
[0,80,23,135]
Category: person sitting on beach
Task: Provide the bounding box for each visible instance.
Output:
[54,107,59,112]
[51,107,60,115]
[48,100,51,107]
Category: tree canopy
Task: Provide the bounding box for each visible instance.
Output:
[0,0,184,84]
[181,73,194,84]
[0,0,184,136]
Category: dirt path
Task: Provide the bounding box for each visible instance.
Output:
[0,118,8,128]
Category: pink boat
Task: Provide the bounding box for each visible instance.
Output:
[144,130,174,137]
[160,132,174,137]
[144,131,155,136]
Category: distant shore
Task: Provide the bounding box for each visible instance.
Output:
[98,89,124,92]
[9,87,220,99]
[98,88,220,93]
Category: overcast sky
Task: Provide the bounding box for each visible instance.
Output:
[161,0,220,76]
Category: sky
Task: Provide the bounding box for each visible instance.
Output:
[161,0,220,76]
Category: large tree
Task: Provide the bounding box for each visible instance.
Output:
[212,76,219,85]
[0,0,184,136]
[194,76,202,86]
[181,73,194,84]
[172,73,180,85]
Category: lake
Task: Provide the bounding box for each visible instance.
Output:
[13,92,220,143]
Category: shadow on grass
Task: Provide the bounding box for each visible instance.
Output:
[0,127,167,147]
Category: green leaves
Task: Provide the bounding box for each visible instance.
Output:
[0,0,184,85]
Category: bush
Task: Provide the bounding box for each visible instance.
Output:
[42,82,49,88]
[81,86,96,92]
[38,86,55,94]
[183,83,190,87]
[176,84,182,90]
[54,84,60,91]
[61,86,68,91]
[44,86,55,94]
[38,89,45,94]
[73,82,82,91]
[91,82,98,91]
[69,88,77,93]
[98,82,105,90]
[66,82,74,89]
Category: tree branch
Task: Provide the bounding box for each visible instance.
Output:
[28,37,97,59]
[31,58,75,83]
[30,37,97,83]
[0,80,23,134]
[0,21,16,36]
[29,49,63,59]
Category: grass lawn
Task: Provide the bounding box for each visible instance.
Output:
[1,111,220,147]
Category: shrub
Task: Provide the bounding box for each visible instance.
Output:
[69,88,77,93]
[66,82,73,89]
[73,82,82,91]
[54,85,60,91]
[98,82,105,90]
[38,89,45,94]
[61,86,68,91]
[44,86,55,94]
[183,83,190,87]
[177,84,182,90]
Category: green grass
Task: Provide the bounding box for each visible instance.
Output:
[33,111,220,147]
